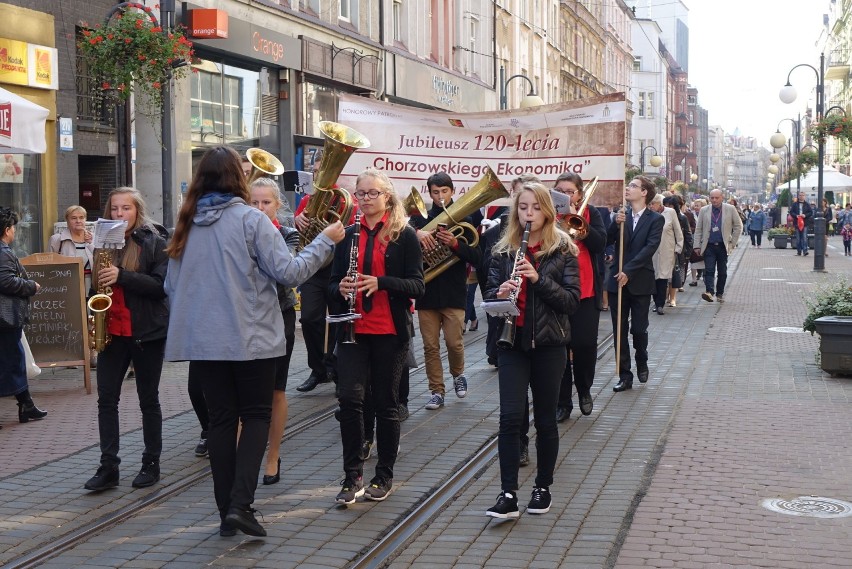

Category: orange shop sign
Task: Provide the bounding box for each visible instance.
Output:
[0,38,28,87]
[189,9,228,39]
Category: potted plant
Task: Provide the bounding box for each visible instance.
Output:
[78,3,194,119]
[803,276,852,375]
[768,225,792,248]
[810,114,852,144]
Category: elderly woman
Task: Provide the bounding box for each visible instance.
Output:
[648,194,682,314]
[48,206,94,293]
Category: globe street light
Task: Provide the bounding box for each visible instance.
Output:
[639,144,662,172]
[499,66,544,110]
[780,55,826,271]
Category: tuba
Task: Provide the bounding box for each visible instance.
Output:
[560,176,599,240]
[422,166,509,283]
[298,121,370,250]
[246,148,285,184]
[403,186,428,219]
[87,248,116,352]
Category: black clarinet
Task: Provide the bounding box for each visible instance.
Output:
[496,221,532,349]
[327,211,362,343]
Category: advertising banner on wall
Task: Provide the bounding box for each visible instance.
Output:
[337,92,626,206]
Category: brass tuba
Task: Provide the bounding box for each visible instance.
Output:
[87,248,116,352]
[403,186,428,219]
[246,148,285,184]
[561,176,600,240]
[422,166,509,283]
[298,121,370,250]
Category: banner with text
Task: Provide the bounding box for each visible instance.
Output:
[337,92,626,206]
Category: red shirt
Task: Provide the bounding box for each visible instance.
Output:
[514,244,540,328]
[106,285,132,337]
[354,213,396,335]
[574,209,595,300]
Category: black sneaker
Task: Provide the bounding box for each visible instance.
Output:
[527,486,552,514]
[398,404,410,421]
[219,522,237,537]
[131,461,160,488]
[486,490,519,519]
[359,439,373,461]
[365,477,393,501]
[519,442,530,467]
[84,464,119,491]
[336,475,364,505]
[194,438,208,457]
[225,507,266,537]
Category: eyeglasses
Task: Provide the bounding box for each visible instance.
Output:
[627,182,641,189]
[554,189,577,195]
[354,190,384,200]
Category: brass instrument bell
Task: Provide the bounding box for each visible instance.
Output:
[246,148,285,184]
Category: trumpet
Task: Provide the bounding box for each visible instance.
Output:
[560,176,599,240]
[496,221,532,349]
[326,212,362,344]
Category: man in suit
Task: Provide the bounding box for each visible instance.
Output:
[607,176,664,393]
[693,189,743,304]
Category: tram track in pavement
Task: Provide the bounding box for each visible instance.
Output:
[2,329,490,569]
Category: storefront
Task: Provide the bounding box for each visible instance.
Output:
[0,4,58,256]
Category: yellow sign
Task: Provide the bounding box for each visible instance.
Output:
[0,38,28,86]
[29,45,57,89]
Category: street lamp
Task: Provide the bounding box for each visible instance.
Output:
[639,144,662,172]
[780,54,825,271]
[499,66,544,110]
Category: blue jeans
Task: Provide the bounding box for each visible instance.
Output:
[703,243,728,296]
[795,228,809,253]
[465,282,478,322]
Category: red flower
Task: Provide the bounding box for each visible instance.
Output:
[152,81,161,88]
[102,81,111,89]
[125,38,132,44]
[107,34,114,40]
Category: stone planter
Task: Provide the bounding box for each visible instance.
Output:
[814,316,852,376]
[772,235,789,249]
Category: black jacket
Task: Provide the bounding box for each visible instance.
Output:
[110,225,169,343]
[485,243,580,350]
[328,224,424,342]
[410,202,481,310]
[606,209,664,296]
[790,201,814,229]
[476,212,509,297]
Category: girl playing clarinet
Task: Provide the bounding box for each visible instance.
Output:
[328,168,424,505]
[484,181,580,519]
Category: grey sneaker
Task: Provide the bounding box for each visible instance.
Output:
[364,477,393,501]
[716,294,725,304]
[335,475,364,505]
[453,374,468,398]
[359,439,373,461]
[701,292,714,302]
[425,393,444,410]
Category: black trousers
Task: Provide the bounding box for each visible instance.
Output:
[485,314,501,359]
[337,334,408,482]
[703,243,729,296]
[274,308,297,390]
[608,290,650,383]
[653,278,669,309]
[95,337,164,467]
[192,358,275,520]
[187,366,208,439]
[558,297,600,410]
[497,342,565,491]
[299,266,335,376]
[749,229,763,246]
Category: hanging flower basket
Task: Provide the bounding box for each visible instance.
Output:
[809,114,852,144]
[77,2,195,117]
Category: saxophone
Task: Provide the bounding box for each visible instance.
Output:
[496,222,532,349]
[326,212,363,344]
[87,248,116,352]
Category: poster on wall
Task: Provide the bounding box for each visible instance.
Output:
[0,153,23,183]
[336,92,627,207]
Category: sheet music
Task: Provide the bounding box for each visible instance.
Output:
[92,219,128,249]
[550,190,571,215]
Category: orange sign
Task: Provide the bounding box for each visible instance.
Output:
[189,9,228,39]
[32,47,53,87]
[0,38,28,86]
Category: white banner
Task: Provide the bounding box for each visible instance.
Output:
[336,93,627,206]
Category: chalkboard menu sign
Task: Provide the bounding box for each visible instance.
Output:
[20,253,92,394]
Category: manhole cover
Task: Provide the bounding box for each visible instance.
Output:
[768,327,805,333]
[762,497,852,518]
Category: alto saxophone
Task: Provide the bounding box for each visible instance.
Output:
[88,248,116,352]
[496,222,532,349]
[326,212,363,344]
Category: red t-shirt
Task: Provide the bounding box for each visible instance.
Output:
[514,244,540,328]
[354,213,395,335]
[574,209,595,300]
[106,285,132,337]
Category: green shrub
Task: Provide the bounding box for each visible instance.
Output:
[803,276,852,334]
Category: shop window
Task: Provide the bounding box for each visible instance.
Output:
[1,154,41,256]
[303,83,339,138]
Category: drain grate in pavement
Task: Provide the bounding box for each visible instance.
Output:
[768,326,805,333]
[762,497,852,518]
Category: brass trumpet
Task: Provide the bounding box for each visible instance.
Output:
[246,148,285,184]
[403,187,428,219]
[561,176,599,240]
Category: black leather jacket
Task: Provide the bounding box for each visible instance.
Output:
[485,243,580,350]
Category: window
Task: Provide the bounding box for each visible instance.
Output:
[393,0,403,41]
[633,57,641,71]
[677,126,682,146]
[646,92,654,118]
[469,16,479,75]
[638,92,646,117]
[75,26,113,126]
[190,60,263,149]
[340,0,351,20]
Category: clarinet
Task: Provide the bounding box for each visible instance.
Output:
[327,211,362,344]
[496,221,532,349]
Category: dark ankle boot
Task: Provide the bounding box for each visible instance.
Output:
[132,460,160,488]
[18,401,47,423]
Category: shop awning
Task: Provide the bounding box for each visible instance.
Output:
[0,86,48,154]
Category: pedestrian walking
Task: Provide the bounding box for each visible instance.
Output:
[747,204,767,248]
[841,222,852,256]
[694,189,743,304]
[789,192,813,256]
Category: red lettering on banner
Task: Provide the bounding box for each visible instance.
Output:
[252,32,284,63]
[0,103,11,138]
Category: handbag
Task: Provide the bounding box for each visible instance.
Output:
[21,332,41,380]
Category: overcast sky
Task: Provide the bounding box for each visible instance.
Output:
[687,0,828,145]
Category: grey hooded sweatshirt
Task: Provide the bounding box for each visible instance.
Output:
[164,196,334,361]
